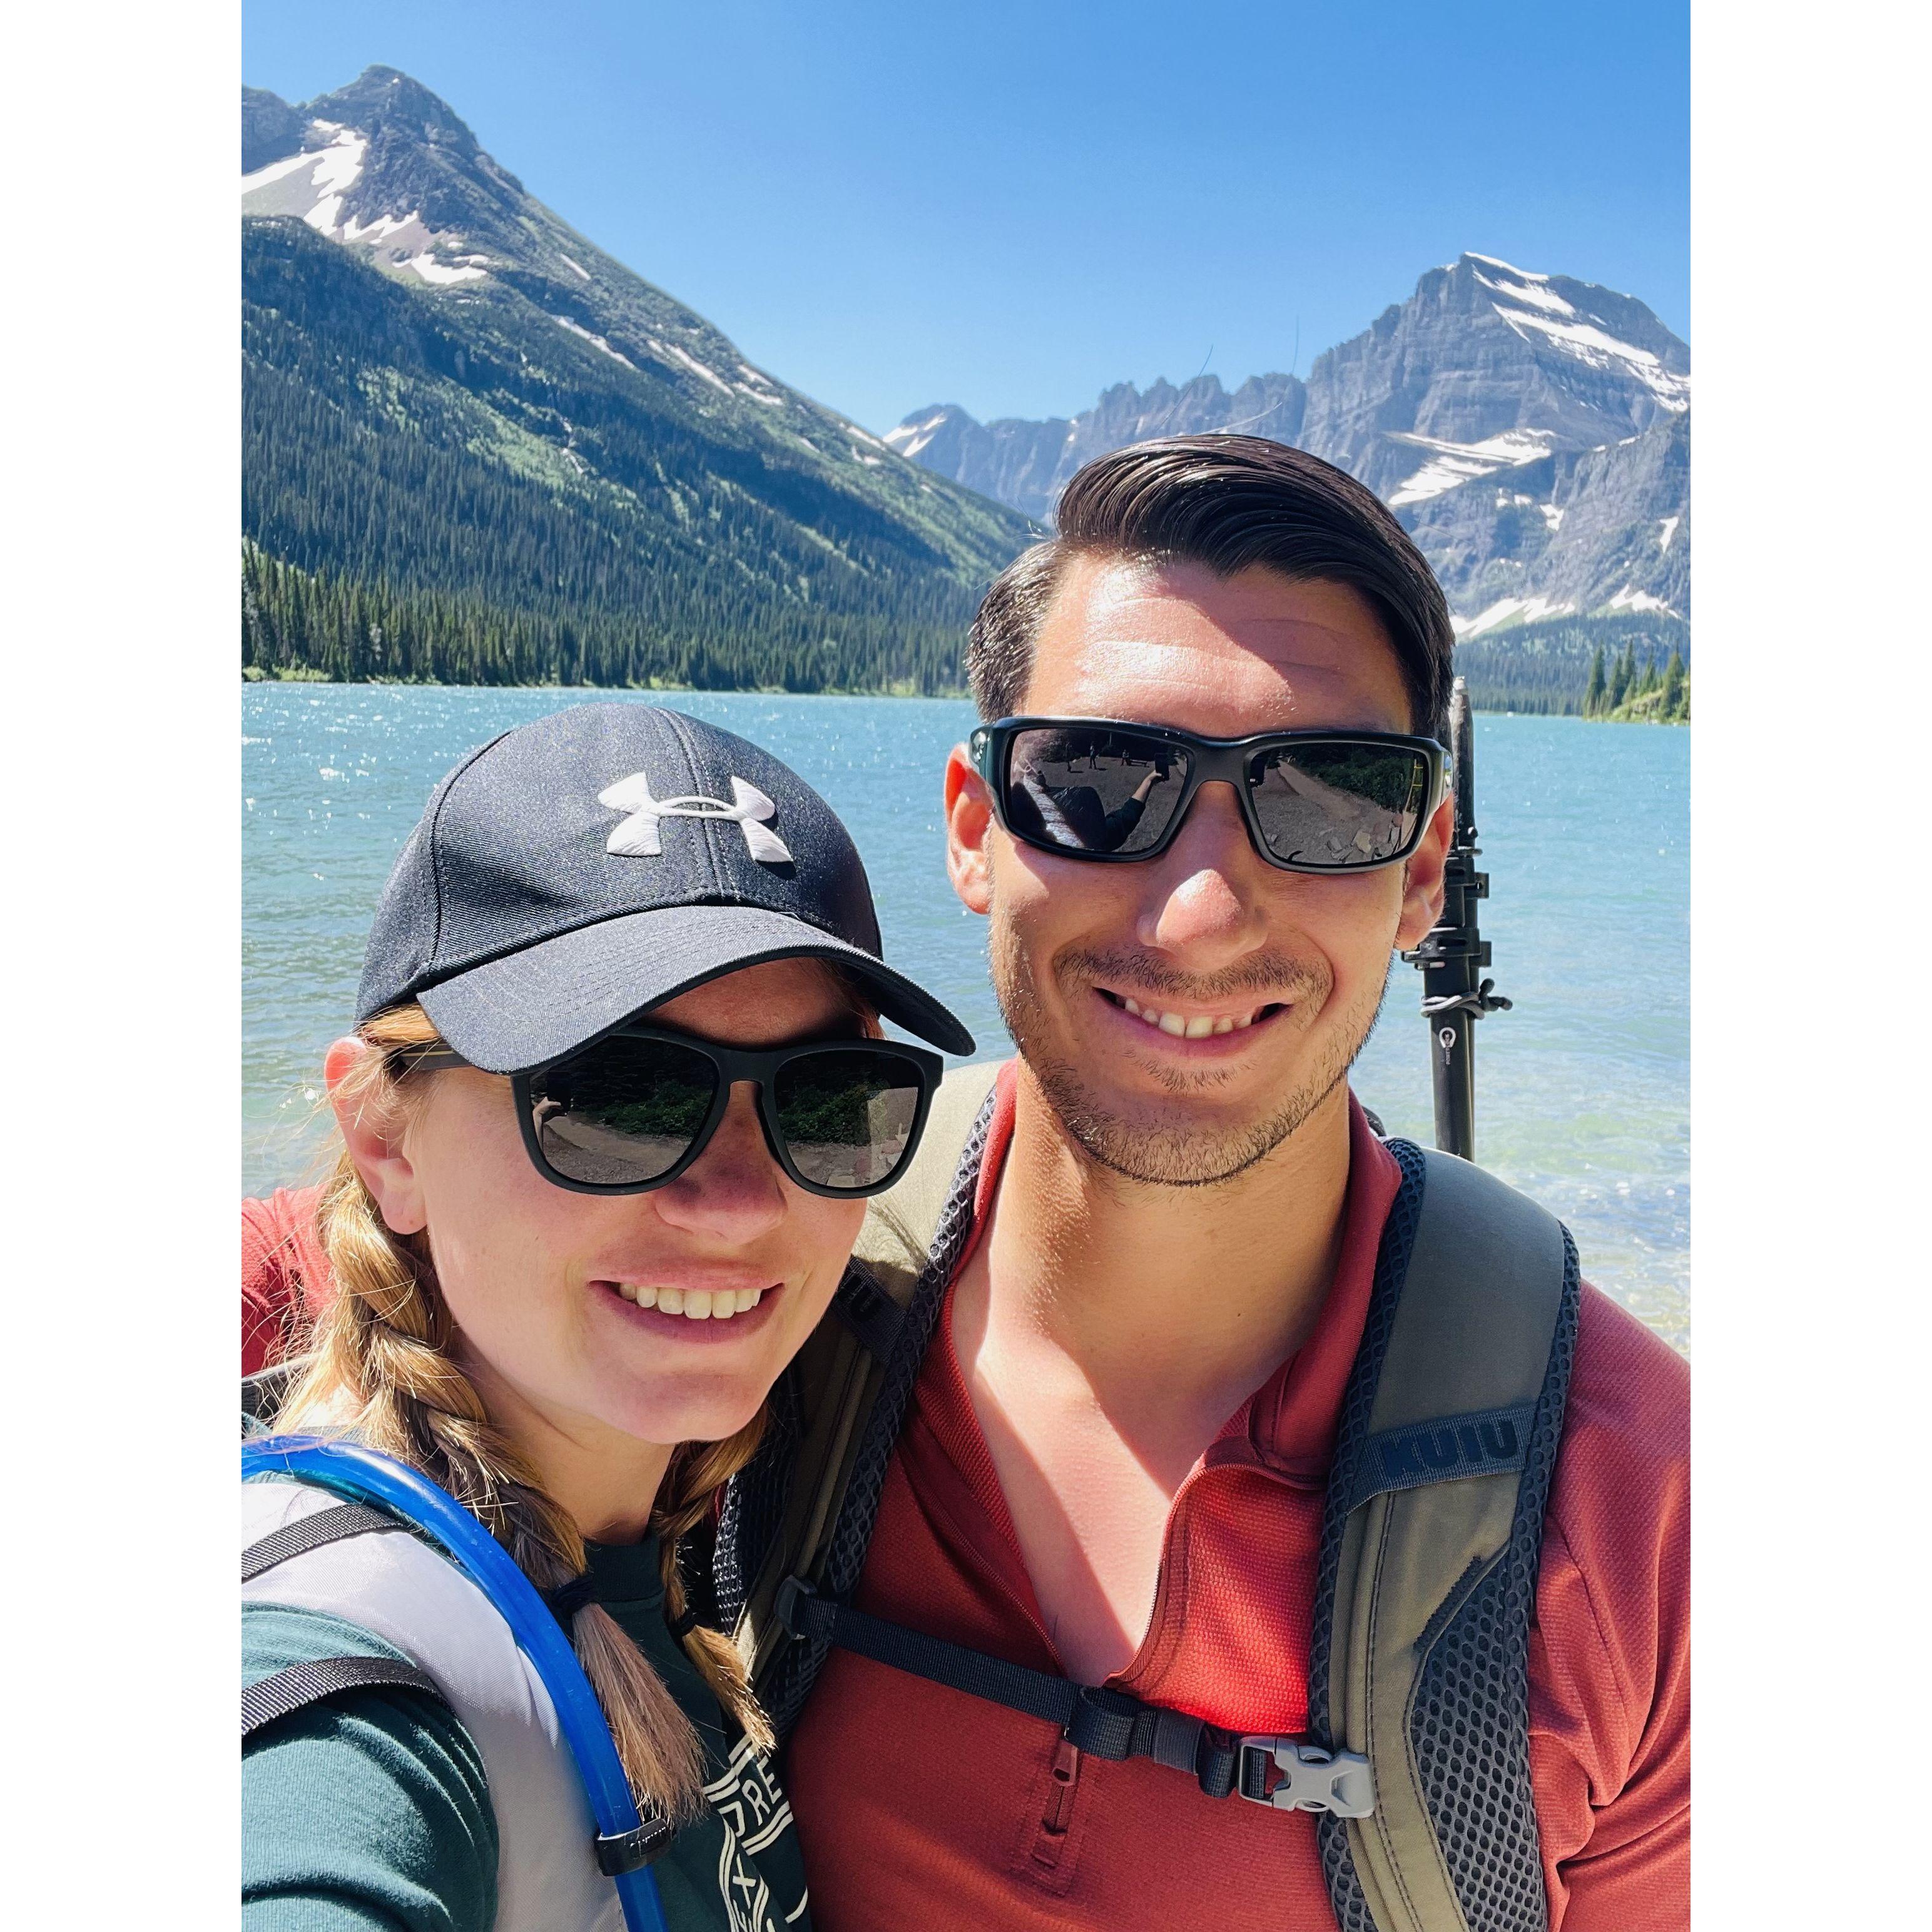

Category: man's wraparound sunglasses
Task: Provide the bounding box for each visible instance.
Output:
[969,717,1447,875]
[409,1026,943,1199]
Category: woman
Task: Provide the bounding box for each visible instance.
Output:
[242,702,972,1932]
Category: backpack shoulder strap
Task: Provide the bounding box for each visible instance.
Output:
[1313,1141,1579,1932]
[850,1059,1004,1310]
[732,1059,1003,1728]
[243,1654,446,1741]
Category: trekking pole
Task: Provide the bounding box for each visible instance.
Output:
[1401,677,1511,1159]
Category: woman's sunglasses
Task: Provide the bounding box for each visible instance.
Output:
[409,1026,943,1199]
[968,717,1446,875]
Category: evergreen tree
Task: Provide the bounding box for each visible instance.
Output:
[1609,643,1636,709]
[1661,649,1686,721]
[1584,646,1606,716]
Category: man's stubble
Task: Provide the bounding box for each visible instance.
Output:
[986,873,1391,1189]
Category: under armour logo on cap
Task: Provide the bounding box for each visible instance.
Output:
[597,771,794,865]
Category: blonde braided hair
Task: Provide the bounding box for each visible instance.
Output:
[281,1002,771,1823]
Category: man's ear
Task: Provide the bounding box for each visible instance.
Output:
[944,743,994,916]
[1395,792,1453,952]
[325,1036,429,1235]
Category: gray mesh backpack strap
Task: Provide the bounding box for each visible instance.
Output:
[1309,1141,1580,1932]
[729,1059,1004,1730]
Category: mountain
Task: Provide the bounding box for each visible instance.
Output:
[890,374,1306,526]
[241,69,1035,691]
[887,253,1690,700]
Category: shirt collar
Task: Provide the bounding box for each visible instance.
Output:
[963,1063,1400,1483]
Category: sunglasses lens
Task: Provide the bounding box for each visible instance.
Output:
[773,1050,925,1192]
[1004,727,1189,856]
[530,1037,719,1187]
[1248,742,1431,868]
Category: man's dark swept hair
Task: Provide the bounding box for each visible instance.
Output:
[967,434,1456,740]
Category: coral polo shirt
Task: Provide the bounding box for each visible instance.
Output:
[785,1064,1689,1931]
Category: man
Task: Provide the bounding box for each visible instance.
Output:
[755,437,1687,1930]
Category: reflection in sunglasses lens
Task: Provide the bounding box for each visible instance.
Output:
[1005,729,1189,855]
[775,1052,922,1191]
[533,1037,718,1185]
[1248,744,1427,868]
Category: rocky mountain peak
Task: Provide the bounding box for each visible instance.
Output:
[240,68,537,288]
[889,252,1690,643]
[303,67,489,161]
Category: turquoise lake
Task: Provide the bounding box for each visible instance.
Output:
[243,686,1688,1350]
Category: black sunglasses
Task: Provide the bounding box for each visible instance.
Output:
[409,1025,943,1199]
[969,717,1446,874]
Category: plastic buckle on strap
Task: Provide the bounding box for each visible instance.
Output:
[774,1575,813,1639]
[594,1815,676,1875]
[1236,1737,1376,1819]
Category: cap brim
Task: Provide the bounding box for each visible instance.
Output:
[417,904,975,1072]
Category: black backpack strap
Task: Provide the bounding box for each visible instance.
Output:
[242,1502,413,1581]
[753,1084,997,1741]
[243,1655,445,1741]
[775,1580,1371,1816]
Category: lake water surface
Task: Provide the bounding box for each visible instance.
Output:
[243,687,1688,1350]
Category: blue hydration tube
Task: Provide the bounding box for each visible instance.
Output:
[243,1435,671,1932]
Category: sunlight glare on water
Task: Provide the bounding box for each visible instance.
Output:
[243,687,1687,1351]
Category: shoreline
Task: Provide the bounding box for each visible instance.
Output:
[242,670,1689,724]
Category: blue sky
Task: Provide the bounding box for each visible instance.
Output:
[243,0,1688,434]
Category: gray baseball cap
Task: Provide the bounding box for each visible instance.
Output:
[355,703,974,1070]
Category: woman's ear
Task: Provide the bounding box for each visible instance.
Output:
[325,1036,429,1235]
[945,743,994,916]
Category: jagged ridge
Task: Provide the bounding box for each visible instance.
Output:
[887,252,1690,651]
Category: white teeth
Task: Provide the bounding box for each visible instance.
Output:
[1116,995,1267,1037]
[616,1282,768,1319]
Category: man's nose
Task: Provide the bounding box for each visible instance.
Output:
[1135,780,1271,965]
[646,1083,788,1243]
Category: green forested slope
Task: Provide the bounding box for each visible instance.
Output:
[242,197,1033,689]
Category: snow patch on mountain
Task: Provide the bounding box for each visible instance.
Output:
[1473,269,1576,318]
[1453,594,1580,638]
[340,211,420,246]
[1490,306,1690,411]
[1658,514,1680,552]
[242,146,325,191]
[885,410,952,460]
[1386,428,1555,506]
[560,254,590,280]
[405,254,487,285]
[648,338,732,394]
[1463,252,1542,279]
[554,316,636,368]
[1605,586,1677,616]
[242,128,368,238]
